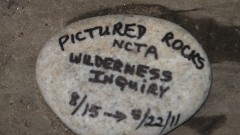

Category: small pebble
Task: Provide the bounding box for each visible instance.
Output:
[36,15,211,135]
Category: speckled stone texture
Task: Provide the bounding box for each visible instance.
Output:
[36,15,211,135]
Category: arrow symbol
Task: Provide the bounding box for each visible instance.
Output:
[104,111,127,122]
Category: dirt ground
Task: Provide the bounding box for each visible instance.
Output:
[0,0,239,135]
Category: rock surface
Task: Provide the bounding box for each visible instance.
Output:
[36,15,211,135]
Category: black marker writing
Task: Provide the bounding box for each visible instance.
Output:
[69,92,181,131]
[104,111,127,122]
[69,52,172,82]
[69,92,80,106]
[71,95,87,116]
[113,39,158,60]
[161,32,205,69]
[88,69,170,99]
[58,22,146,51]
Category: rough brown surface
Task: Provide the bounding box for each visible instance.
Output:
[0,0,239,135]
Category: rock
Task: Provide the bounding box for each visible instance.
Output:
[36,15,211,135]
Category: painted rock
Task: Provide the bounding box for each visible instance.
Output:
[36,15,211,135]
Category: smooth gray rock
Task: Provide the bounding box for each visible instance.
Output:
[36,15,211,135]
